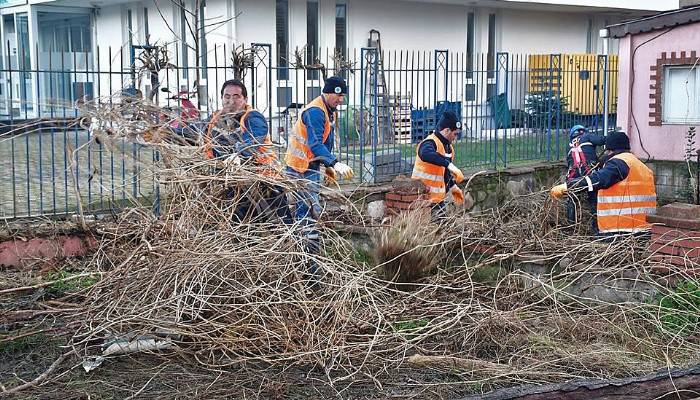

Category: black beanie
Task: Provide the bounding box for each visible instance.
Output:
[322,76,348,94]
[437,111,461,131]
[606,131,631,151]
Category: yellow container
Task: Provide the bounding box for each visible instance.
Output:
[528,54,618,115]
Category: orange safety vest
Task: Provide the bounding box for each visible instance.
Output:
[597,152,657,234]
[204,106,278,168]
[411,133,452,203]
[284,96,335,173]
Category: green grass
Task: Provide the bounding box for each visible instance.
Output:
[0,333,49,354]
[45,268,99,295]
[342,133,569,169]
[392,318,430,333]
[651,280,700,336]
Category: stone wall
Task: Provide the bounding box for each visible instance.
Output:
[338,162,566,218]
[646,160,699,205]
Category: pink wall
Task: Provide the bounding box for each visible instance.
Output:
[617,23,700,162]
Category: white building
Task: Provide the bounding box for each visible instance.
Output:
[0,0,679,119]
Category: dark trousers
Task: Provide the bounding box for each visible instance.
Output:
[228,184,293,224]
[566,190,598,233]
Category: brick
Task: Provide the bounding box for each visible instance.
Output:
[401,194,422,202]
[651,236,700,250]
[671,52,677,58]
[649,242,700,258]
[651,225,700,238]
[692,51,697,58]
[649,121,662,127]
[649,254,695,267]
[650,65,658,71]
[648,214,700,230]
[661,52,668,60]
[650,84,656,90]
[385,192,402,201]
[681,51,687,59]
[657,202,700,219]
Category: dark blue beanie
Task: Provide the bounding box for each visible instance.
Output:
[606,131,630,151]
[322,76,348,94]
[437,111,461,131]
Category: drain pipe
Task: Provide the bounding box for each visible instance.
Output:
[600,28,610,135]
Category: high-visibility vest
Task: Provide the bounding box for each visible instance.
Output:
[597,152,657,234]
[204,106,278,168]
[411,133,452,203]
[284,96,335,173]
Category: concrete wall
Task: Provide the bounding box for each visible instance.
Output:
[616,23,700,162]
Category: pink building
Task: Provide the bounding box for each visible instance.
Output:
[607,5,700,202]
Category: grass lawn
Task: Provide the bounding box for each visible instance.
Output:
[339,132,569,169]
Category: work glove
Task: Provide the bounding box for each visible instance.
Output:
[333,162,354,180]
[447,163,465,184]
[550,183,568,199]
[324,166,337,185]
[450,185,465,205]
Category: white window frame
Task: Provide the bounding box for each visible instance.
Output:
[662,64,700,124]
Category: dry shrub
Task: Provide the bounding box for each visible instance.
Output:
[373,209,446,283]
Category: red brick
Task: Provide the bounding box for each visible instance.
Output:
[401,194,423,202]
[649,242,700,258]
[385,193,402,201]
[692,51,697,58]
[649,121,662,126]
[651,225,700,238]
[650,254,695,267]
[657,203,700,219]
[648,214,700,230]
[671,52,677,58]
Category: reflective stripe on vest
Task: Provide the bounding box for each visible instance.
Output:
[411,133,451,203]
[284,96,334,173]
[597,152,657,234]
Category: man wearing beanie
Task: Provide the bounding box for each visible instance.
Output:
[285,76,354,277]
[550,131,656,237]
[411,111,466,218]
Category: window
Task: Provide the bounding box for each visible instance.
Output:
[276,0,289,80]
[307,86,321,103]
[465,84,476,102]
[663,65,700,124]
[466,12,475,79]
[335,4,347,57]
[487,13,496,79]
[586,18,592,53]
[277,87,292,108]
[144,7,149,39]
[127,9,133,50]
[335,3,347,77]
[307,1,319,80]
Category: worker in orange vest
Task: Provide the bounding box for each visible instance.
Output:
[411,111,466,219]
[285,76,354,276]
[204,79,291,223]
[551,131,657,237]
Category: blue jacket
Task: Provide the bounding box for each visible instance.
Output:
[566,133,606,180]
[301,104,337,168]
[417,132,456,189]
[569,151,630,192]
[233,110,269,159]
[179,109,270,159]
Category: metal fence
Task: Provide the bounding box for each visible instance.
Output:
[0,42,617,219]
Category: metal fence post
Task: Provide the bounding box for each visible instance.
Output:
[496,52,509,168]
[433,49,449,109]
[595,55,605,134]
[546,54,561,161]
[360,47,378,184]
